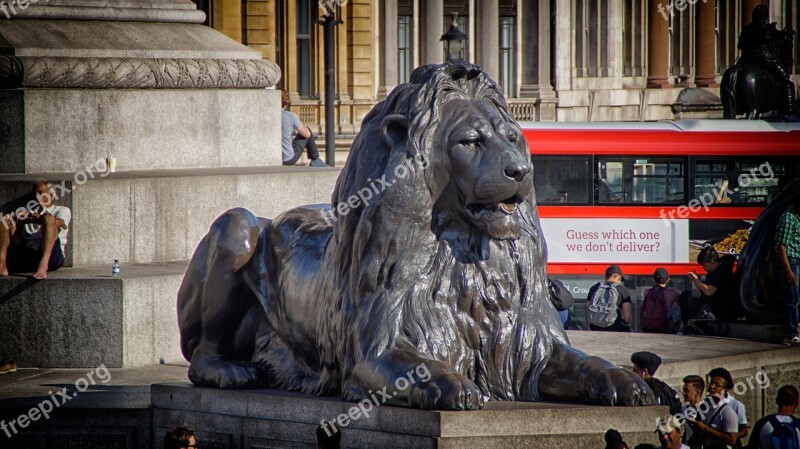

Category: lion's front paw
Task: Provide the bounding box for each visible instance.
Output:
[188,358,265,389]
[587,367,654,406]
[408,371,485,410]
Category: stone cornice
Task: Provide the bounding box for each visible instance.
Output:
[2,1,205,24]
[0,56,281,89]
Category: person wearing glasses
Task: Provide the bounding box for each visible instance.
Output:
[680,246,739,327]
[685,370,740,449]
[707,367,749,446]
[164,427,196,449]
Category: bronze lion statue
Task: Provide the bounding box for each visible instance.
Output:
[178,63,652,410]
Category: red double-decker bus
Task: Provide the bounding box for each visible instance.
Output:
[522,120,800,328]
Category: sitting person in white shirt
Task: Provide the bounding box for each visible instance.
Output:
[0,180,71,279]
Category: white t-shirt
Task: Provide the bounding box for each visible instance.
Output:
[759,415,800,449]
[722,394,748,426]
[23,205,71,252]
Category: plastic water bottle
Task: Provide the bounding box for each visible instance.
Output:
[112,259,120,277]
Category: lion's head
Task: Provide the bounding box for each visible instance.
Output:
[333,63,536,250]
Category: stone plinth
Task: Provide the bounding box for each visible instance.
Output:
[0,1,283,173]
[0,88,281,173]
[152,383,668,448]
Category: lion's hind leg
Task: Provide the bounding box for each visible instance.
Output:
[178,207,271,389]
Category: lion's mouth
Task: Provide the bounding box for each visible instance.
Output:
[465,194,523,220]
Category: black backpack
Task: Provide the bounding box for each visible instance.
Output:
[645,378,682,416]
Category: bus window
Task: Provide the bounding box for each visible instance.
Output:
[532,156,590,204]
[694,158,787,205]
[597,158,685,204]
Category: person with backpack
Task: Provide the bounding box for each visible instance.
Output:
[631,351,682,416]
[682,375,707,447]
[747,385,800,449]
[642,268,682,333]
[587,265,632,332]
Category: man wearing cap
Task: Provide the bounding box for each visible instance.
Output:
[586,265,632,332]
[632,352,682,416]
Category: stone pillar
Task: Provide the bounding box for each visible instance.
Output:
[423,0,443,64]
[379,0,398,97]
[647,0,669,88]
[694,0,717,87]
[477,0,499,78]
[336,2,350,101]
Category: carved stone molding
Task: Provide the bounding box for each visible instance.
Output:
[0,56,281,89]
[0,55,23,88]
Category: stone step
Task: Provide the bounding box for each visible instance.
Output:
[0,166,340,266]
[724,322,785,344]
[0,364,188,449]
[0,261,188,368]
[152,384,669,449]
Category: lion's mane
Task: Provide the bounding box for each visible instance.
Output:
[328,63,567,400]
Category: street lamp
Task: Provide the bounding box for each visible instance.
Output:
[317,1,344,167]
[440,12,468,63]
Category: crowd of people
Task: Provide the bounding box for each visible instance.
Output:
[606,353,799,449]
[584,194,799,349]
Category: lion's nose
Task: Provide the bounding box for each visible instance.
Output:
[504,163,530,182]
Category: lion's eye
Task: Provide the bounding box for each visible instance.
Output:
[461,139,480,149]
[507,131,518,143]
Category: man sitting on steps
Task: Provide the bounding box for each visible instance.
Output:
[0,180,71,279]
[281,90,330,168]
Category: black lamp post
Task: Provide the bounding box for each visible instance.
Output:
[440,12,468,63]
[317,1,343,167]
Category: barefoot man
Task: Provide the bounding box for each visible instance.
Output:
[0,180,71,279]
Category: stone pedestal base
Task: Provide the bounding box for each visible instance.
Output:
[152,384,667,448]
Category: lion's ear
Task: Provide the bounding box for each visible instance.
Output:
[380,114,409,151]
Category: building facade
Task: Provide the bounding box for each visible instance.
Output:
[199,0,800,130]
